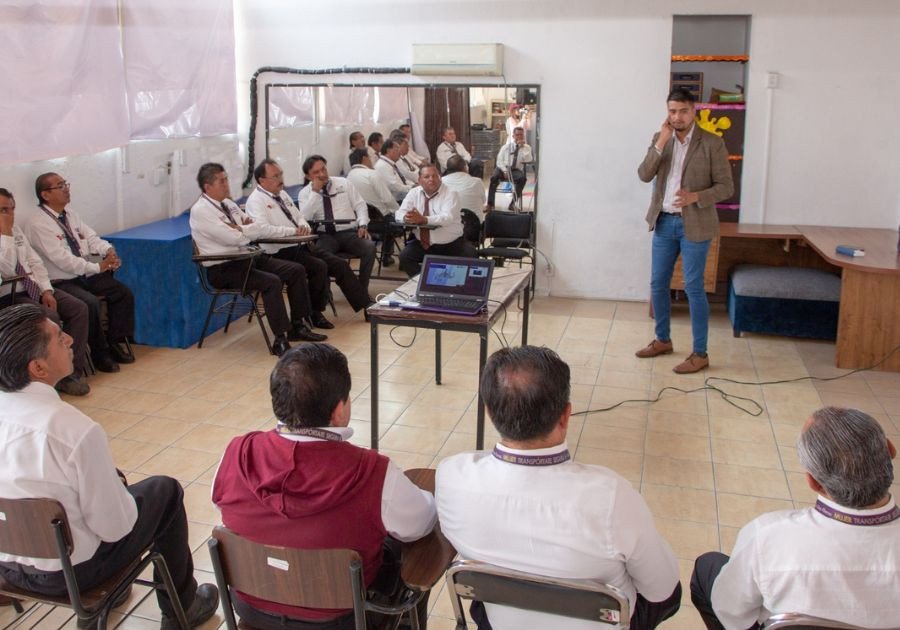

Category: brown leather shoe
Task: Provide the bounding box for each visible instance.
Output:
[635,339,674,358]
[673,353,710,374]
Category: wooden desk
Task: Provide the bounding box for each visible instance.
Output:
[368,267,532,450]
[401,468,456,591]
[717,223,900,371]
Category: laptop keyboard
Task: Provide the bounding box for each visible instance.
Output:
[419,296,483,311]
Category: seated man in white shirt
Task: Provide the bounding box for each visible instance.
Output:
[341,131,366,176]
[190,163,327,357]
[394,164,475,278]
[691,406,900,629]
[389,132,420,185]
[346,149,399,268]
[366,132,384,166]
[298,155,376,291]
[0,188,89,396]
[442,155,487,220]
[374,139,415,203]
[487,127,534,212]
[213,342,437,629]
[27,173,136,373]
[435,126,472,173]
[437,346,682,630]
[399,123,430,167]
[0,304,218,630]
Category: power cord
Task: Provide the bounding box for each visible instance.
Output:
[571,343,900,418]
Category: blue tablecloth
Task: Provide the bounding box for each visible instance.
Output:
[105,214,246,348]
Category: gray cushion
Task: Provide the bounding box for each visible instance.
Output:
[731,264,841,302]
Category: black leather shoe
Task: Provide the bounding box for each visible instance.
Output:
[289,324,327,342]
[272,336,291,357]
[160,583,218,630]
[309,312,335,329]
[108,342,135,364]
[93,353,120,373]
[55,375,91,396]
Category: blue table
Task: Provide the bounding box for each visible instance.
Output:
[105,214,244,348]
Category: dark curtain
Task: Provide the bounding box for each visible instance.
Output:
[423,87,471,164]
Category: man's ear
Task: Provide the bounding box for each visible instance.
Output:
[27,357,48,382]
[330,398,351,428]
[887,438,897,460]
[558,402,572,433]
[806,473,825,496]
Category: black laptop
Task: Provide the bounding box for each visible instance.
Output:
[400,255,495,316]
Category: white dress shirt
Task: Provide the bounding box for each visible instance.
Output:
[244,186,311,255]
[374,156,414,202]
[190,194,295,265]
[496,141,534,172]
[661,124,695,213]
[436,141,472,173]
[0,382,138,570]
[441,172,486,219]
[437,442,679,630]
[341,151,353,177]
[396,184,464,246]
[0,226,54,298]
[712,495,900,629]
[24,206,112,280]
[297,177,369,231]
[397,155,420,185]
[407,145,430,167]
[346,165,399,216]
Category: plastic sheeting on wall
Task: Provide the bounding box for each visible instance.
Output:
[123,0,236,139]
[0,0,130,167]
[268,86,315,129]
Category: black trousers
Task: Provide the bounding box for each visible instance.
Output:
[272,246,330,313]
[283,246,371,312]
[313,231,376,290]
[231,539,429,630]
[690,552,760,630]
[398,236,476,278]
[54,271,134,358]
[487,168,526,207]
[207,254,308,337]
[0,476,197,618]
[471,582,682,630]
[6,288,89,375]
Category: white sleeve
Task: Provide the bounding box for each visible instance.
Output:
[458,143,472,163]
[396,189,418,221]
[436,144,451,172]
[711,522,766,628]
[520,145,534,164]
[77,218,112,256]
[496,145,510,171]
[0,235,16,278]
[374,176,399,211]
[346,181,369,227]
[189,204,250,249]
[235,205,295,241]
[380,462,437,542]
[25,214,101,277]
[297,187,322,222]
[427,191,461,227]
[23,237,52,292]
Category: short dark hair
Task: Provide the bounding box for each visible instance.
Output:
[389,131,407,144]
[0,187,13,201]
[301,155,327,176]
[445,155,468,174]
[349,148,369,167]
[419,163,440,179]
[349,131,364,148]
[480,346,570,442]
[0,304,51,392]
[380,139,397,155]
[270,343,352,429]
[34,172,58,203]
[367,132,383,147]
[666,87,696,104]
[197,162,225,191]
[468,161,484,179]
[253,158,279,183]
[798,407,894,509]
[442,126,455,136]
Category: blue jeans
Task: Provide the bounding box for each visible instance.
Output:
[650,213,711,354]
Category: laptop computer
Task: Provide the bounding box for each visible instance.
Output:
[400,255,495,316]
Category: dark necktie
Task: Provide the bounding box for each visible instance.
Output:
[391,160,408,185]
[447,142,458,155]
[511,144,520,170]
[219,202,237,225]
[420,193,436,249]
[15,260,42,302]
[272,194,298,227]
[57,211,82,256]
[321,187,336,235]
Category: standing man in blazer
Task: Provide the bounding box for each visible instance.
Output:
[636,88,733,374]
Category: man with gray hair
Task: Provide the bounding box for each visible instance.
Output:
[691,406,900,628]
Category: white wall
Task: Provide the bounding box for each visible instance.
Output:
[3,1,899,299]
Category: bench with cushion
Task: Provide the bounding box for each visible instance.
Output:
[728,264,841,340]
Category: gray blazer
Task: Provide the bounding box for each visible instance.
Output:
[637,126,734,242]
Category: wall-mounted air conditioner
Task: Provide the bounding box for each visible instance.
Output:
[411,44,504,76]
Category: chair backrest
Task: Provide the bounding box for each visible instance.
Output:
[446,559,630,628]
[209,526,364,610]
[0,497,73,559]
[762,613,869,629]
[482,210,532,242]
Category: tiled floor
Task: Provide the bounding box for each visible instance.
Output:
[4,282,899,629]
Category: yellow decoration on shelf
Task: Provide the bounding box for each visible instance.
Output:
[696,109,731,137]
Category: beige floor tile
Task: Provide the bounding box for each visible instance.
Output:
[413,384,476,410]
[785,470,818,503]
[641,484,718,524]
[709,415,775,444]
[645,431,711,462]
[135,447,222,483]
[573,446,643,483]
[643,456,714,490]
[395,404,465,431]
[153,396,227,422]
[713,463,791,500]
[718,525,741,555]
[379,425,451,455]
[182,482,222,526]
[108,438,165,471]
[204,402,274,430]
[350,399,409,424]
[357,380,426,404]
[579,423,646,453]
[711,437,782,469]
[647,410,710,437]
[655,517,720,560]
[83,407,146,437]
[172,424,245,454]
[119,416,197,446]
[717,493,793,528]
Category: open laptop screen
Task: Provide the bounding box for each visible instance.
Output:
[417,256,494,300]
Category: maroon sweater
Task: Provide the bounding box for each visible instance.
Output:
[212,430,389,620]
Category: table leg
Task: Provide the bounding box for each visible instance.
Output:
[370,320,379,450]
[435,329,442,385]
[476,329,488,450]
[522,277,531,345]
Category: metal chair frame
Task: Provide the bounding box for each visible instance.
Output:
[762,612,880,629]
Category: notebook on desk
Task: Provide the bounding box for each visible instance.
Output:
[400,255,495,316]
